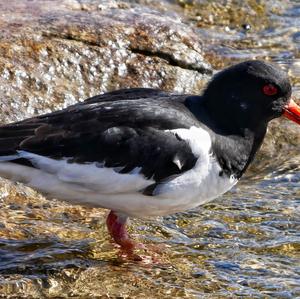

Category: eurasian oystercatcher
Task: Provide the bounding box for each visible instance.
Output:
[0,60,299,257]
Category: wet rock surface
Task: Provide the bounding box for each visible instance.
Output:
[0,0,211,124]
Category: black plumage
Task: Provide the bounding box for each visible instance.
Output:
[0,89,199,183]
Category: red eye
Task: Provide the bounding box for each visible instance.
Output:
[263,84,278,96]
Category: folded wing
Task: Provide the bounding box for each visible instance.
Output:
[0,89,201,195]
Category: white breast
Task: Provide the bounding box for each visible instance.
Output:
[0,126,237,218]
[148,126,237,215]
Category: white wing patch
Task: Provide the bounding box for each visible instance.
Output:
[154,126,213,197]
[151,126,237,212]
[0,151,153,194]
[166,126,212,156]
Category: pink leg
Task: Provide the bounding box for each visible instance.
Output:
[106,211,166,263]
[106,210,136,256]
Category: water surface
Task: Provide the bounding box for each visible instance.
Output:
[0,0,299,298]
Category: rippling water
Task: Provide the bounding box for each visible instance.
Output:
[0,1,299,298]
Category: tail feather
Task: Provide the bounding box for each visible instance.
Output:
[0,153,20,161]
[0,121,41,155]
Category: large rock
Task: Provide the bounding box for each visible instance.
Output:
[0,0,211,123]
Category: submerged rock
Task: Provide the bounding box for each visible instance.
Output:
[0,0,211,123]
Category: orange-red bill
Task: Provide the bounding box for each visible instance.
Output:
[283,99,300,125]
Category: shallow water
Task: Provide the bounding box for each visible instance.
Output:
[0,0,299,298]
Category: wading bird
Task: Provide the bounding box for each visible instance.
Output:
[0,60,299,259]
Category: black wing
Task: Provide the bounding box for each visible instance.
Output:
[0,88,200,182]
[84,88,171,103]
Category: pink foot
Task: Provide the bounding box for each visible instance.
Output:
[106,211,169,264]
[106,211,142,260]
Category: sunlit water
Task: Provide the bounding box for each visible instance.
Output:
[0,1,299,298]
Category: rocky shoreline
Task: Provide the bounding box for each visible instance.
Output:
[0,1,299,298]
[0,0,211,123]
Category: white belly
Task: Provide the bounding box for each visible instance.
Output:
[0,158,236,218]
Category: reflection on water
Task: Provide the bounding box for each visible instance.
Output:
[0,0,299,298]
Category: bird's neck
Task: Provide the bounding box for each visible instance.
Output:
[211,126,267,179]
[185,96,268,179]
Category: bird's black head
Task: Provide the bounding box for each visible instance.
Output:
[203,60,293,133]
